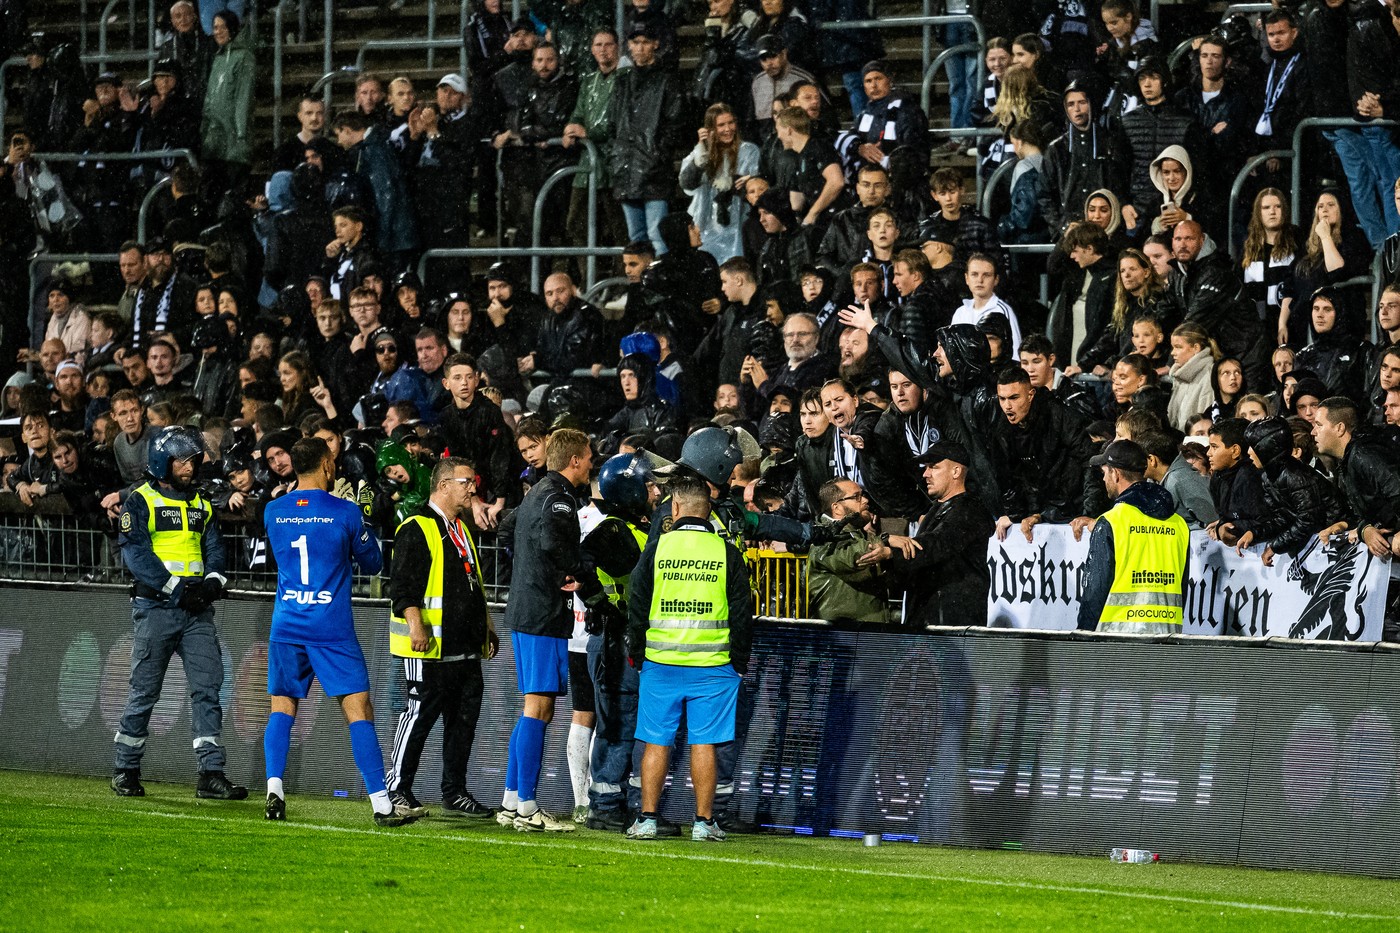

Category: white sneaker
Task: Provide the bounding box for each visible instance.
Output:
[514,808,576,832]
[496,807,518,827]
[572,804,589,824]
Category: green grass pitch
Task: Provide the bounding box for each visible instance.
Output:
[6,772,1399,932]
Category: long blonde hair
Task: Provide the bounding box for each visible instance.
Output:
[1111,249,1166,334]
[991,65,1041,130]
[1303,192,1344,267]
[1241,188,1297,268]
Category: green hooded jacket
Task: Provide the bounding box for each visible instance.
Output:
[201,29,254,166]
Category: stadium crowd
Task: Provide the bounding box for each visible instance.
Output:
[3,0,1400,636]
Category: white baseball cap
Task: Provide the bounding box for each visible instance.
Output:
[437,73,467,94]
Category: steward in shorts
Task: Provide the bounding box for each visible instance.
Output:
[624,475,752,842]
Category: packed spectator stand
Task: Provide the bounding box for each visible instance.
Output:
[2,0,1400,638]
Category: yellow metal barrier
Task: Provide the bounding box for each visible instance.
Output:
[745,548,810,619]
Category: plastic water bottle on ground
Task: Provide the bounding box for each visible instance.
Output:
[1109,848,1158,863]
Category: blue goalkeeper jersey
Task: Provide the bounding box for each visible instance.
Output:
[265,489,383,645]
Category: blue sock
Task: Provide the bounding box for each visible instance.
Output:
[506,717,521,792]
[264,711,294,781]
[348,719,387,796]
[517,716,547,803]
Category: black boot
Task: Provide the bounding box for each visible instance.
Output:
[196,771,249,800]
[111,769,145,797]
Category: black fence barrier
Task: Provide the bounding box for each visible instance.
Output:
[1,583,1397,876]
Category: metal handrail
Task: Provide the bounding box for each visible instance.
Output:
[927,126,1002,208]
[1289,118,1400,225]
[922,42,984,115]
[818,14,986,88]
[527,137,601,291]
[355,38,468,84]
[1221,3,1272,20]
[980,156,1016,218]
[96,0,123,70]
[1226,150,1291,259]
[418,246,624,290]
[583,275,630,306]
[311,67,363,114]
[35,149,198,169]
[93,0,157,76]
[137,176,173,243]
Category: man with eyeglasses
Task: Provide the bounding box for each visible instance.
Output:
[809,478,890,624]
[345,286,386,399]
[744,311,834,414]
[385,455,500,819]
[817,164,894,280]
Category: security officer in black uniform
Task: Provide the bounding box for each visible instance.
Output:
[111,426,247,800]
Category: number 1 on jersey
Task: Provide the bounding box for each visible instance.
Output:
[291,534,309,585]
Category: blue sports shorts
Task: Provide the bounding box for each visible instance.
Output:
[267,640,371,698]
[512,630,569,696]
[636,663,740,746]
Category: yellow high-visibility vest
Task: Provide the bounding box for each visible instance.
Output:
[645,528,731,666]
[134,483,210,577]
[389,514,484,659]
[1098,501,1189,633]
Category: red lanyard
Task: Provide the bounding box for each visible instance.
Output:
[445,518,475,576]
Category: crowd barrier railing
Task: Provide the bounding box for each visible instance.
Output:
[0,509,1390,644]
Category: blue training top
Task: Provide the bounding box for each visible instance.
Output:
[264,488,383,645]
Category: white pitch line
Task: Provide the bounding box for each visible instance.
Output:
[72,805,1398,923]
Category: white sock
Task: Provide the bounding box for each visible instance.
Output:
[266,777,284,800]
[502,789,519,811]
[567,723,594,808]
[517,799,539,817]
[369,790,392,816]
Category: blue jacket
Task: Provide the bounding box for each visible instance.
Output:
[350,129,418,254]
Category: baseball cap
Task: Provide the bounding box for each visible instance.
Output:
[437,73,467,94]
[93,71,121,88]
[370,326,398,348]
[914,442,970,467]
[756,34,786,58]
[1089,439,1148,473]
[627,21,659,40]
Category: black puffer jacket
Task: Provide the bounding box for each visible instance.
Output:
[885,278,950,360]
[607,63,687,202]
[1293,288,1373,403]
[988,390,1096,523]
[1238,416,1345,555]
[1119,100,1199,216]
[784,427,835,522]
[1039,120,1131,236]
